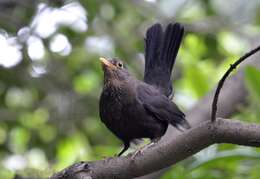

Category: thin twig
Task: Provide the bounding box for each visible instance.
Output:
[211,45,260,122]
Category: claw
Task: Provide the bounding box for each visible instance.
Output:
[130,141,156,159]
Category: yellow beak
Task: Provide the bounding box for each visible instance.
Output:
[100,57,115,69]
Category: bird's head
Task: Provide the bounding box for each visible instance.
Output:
[100,57,130,84]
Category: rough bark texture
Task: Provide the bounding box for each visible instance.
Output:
[50,118,260,179]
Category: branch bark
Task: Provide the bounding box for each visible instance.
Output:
[50,118,260,179]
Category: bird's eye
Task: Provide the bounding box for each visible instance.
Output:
[117,62,123,68]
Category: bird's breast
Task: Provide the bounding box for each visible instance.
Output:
[100,84,135,120]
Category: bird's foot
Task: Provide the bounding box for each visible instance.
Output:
[130,142,155,160]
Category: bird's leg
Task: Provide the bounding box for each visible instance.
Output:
[117,142,130,156]
[131,137,160,159]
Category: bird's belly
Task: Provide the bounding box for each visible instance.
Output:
[100,93,167,141]
[123,105,168,139]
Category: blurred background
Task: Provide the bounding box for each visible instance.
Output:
[0,0,260,178]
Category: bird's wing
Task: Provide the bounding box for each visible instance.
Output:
[144,23,184,99]
[137,84,190,130]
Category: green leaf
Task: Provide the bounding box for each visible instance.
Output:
[185,65,209,97]
[219,32,248,55]
[73,71,100,95]
[245,66,260,100]
[56,133,93,170]
[9,127,30,153]
[189,147,260,170]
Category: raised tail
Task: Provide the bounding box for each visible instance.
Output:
[144,23,184,98]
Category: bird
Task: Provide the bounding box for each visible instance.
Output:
[99,22,190,157]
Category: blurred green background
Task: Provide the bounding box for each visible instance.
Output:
[0,0,260,178]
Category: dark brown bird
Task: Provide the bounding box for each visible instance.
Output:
[99,23,190,156]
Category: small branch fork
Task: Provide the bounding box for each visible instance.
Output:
[211,45,260,122]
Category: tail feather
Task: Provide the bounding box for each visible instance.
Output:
[144,23,163,77]
[171,115,191,132]
[176,118,191,131]
[144,23,184,98]
[161,23,184,74]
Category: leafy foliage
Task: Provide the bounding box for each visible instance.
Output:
[0,0,259,178]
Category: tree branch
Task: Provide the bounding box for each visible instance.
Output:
[50,118,260,179]
[211,45,260,122]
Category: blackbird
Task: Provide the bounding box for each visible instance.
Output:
[99,22,190,156]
